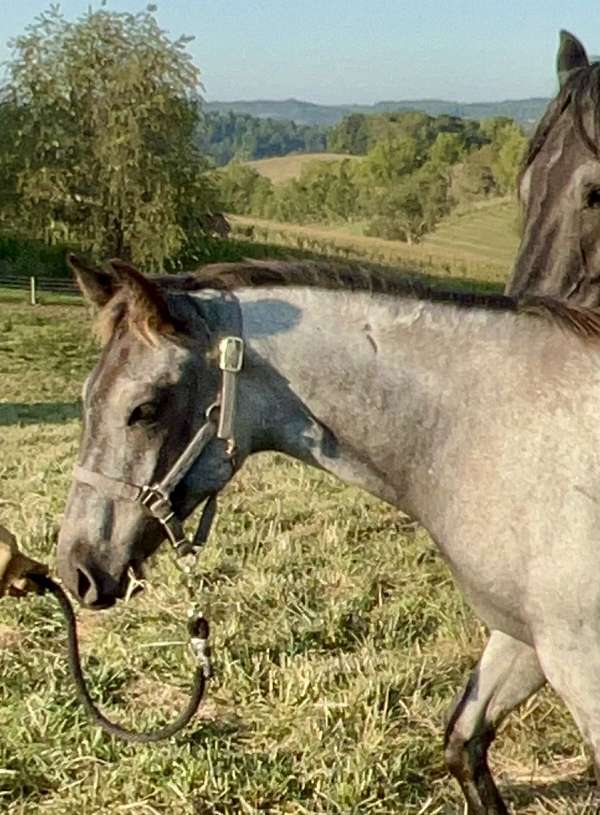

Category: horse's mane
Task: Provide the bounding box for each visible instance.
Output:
[159,260,511,308]
[522,62,600,179]
[153,259,600,340]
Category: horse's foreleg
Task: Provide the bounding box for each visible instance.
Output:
[536,632,600,798]
[444,630,545,815]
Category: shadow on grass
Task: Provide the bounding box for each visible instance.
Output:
[180,716,246,746]
[503,769,597,812]
[0,402,80,426]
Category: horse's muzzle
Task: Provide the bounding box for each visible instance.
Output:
[57,540,140,609]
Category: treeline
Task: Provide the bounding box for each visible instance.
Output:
[198,111,328,165]
[215,111,527,242]
[326,111,496,155]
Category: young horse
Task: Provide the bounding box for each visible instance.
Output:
[59,256,600,815]
[506,31,600,306]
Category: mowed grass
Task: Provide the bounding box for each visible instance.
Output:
[236,145,519,276]
[243,153,362,185]
[230,197,520,286]
[423,199,520,268]
[0,299,593,814]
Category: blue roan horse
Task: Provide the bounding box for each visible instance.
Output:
[57,255,600,814]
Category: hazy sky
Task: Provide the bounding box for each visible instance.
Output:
[0,1,597,104]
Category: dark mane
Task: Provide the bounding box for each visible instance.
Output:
[156,259,600,340]
[522,62,600,179]
[159,260,513,311]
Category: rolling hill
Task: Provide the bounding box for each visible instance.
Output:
[229,198,520,286]
[205,97,549,128]
[244,152,362,184]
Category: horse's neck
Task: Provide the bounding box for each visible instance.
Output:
[238,287,522,514]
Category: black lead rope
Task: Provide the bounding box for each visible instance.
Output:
[29,573,211,744]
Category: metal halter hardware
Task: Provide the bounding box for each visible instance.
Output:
[73,335,245,557]
[37,330,245,743]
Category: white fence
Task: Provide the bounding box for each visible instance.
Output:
[0,274,80,303]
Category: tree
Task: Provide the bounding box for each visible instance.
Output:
[215,163,273,216]
[365,180,427,244]
[479,117,517,143]
[492,127,528,194]
[428,132,466,169]
[327,114,370,155]
[478,118,527,194]
[365,136,421,184]
[450,145,498,203]
[413,161,451,226]
[323,160,358,221]
[4,4,217,269]
[0,101,24,227]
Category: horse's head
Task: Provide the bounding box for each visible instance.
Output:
[57,258,242,608]
[508,31,600,306]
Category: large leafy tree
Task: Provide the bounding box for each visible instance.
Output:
[3,3,217,269]
[0,100,24,226]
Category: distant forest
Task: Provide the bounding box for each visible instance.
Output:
[198,111,329,165]
[199,103,536,168]
[213,110,528,244]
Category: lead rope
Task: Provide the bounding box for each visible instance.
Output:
[28,546,213,744]
[23,332,245,742]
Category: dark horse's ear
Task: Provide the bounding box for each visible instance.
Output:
[67,254,116,308]
[105,258,175,341]
[557,30,590,88]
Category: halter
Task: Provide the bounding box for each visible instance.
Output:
[74,323,245,558]
[35,306,246,743]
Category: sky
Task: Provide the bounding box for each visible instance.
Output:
[0,1,597,105]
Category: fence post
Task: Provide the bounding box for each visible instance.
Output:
[29,276,37,306]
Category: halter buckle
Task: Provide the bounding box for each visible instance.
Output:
[219,337,244,373]
[140,486,175,523]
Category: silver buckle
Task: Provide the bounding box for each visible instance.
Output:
[140,486,175,523]
[219,337,244,373]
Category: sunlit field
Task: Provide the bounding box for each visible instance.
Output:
[0,297,595,814]
[243,154,363,185]
[229,197,520,288]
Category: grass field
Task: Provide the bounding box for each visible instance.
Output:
[0,299,594,814]
[243,153,362,185]
[237,152,520,279]
[423,199,520,268]
[230,198,520,286]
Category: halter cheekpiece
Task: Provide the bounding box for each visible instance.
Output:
[73,333,245,557]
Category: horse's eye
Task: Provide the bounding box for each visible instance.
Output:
[128,402,159,426]
[586,188,600,209]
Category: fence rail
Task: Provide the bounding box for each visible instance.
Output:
[0,274,80,302]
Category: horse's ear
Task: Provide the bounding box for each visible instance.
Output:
[67,254,116,308]
[557,30,590,88]
[105,258,174,340]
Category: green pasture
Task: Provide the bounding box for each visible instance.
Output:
[0,294,593,814]
[229,197,520,286]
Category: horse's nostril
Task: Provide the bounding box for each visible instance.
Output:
[76,567,94,604]
[66,552,119,609]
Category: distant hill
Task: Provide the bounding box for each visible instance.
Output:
[205,99,348,127]
[205,97,550,129]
